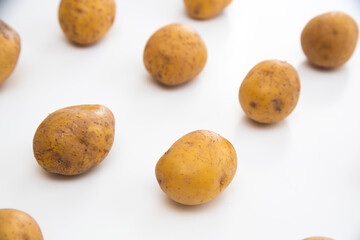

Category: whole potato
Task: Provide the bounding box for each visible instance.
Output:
[58,0,116,45]
[301,12,358,68]
[143,23,207,86]
[184,0,232,19]
[155,130,237,205]
[304,237,333,240]
[33,104,115,176]
[0,20,21,84]
[239,60,301,124]
[0,209,43,240]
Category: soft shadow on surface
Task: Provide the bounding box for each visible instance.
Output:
[240,115,288,130]
[60,34,102,49]
[145,73,200,91]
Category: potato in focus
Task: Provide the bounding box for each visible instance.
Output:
[143,23,207,86]
[33,104,115,176]
[304,237,333,240]
[184,0,232,19]
[239,60,301,124]
[155,130,237,205]
[0,209,43,240]
[58,0,116,45]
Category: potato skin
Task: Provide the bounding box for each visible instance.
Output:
[301,12,358,68]
[0,20,21,84]
[155,130,237,205]
[0,209,43,240]
[304,237,333,240]
[184,0,232,19]
[239,60,301,124]
[143,23,207,86]
[58,0,116,45]
[33,104,115,176]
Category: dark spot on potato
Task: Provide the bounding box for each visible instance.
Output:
[271,99,284,112]
[250,102,257,108]
[75,7,84,13]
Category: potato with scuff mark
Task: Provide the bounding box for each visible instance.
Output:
[33,104,115,176]
[58,0,116,45]
[143,23,207,86]
[155,130,237,205]
[0,209,43,240]
[184,0,232,20]
[0,20,21,85]
[304,237,333,240]
[239,60,301,124]
[301,11,358,68]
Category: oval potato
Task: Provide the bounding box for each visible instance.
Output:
[33,104,115,176]
[184,0,232,19]
[304,237,333,240]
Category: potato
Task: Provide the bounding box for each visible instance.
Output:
[143,23,207,86]
[184,0,232,19]
[304,237,333,240]
[155,130,237,205]
[0,20,21,85]
[58,0,116,45]
[33,104,115,176]
[239,60,301,124]
[301,12,358,68]
[0,209,43,240]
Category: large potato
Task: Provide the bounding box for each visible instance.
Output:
[33,104,115,176]
[184,0,232,19]
[58,0,116,45]
[0,20,21,84]
[304,238,333,240]
[239,60,301,124]
[301,12,358,68]
[143,23,207,86]
[0,209,43,240]
[155,130,237,205]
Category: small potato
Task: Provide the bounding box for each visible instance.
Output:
[143,23,207,86]
[33,104,115,176]
[239,60,301,124]
[58,0,116,45]
[184,0,232,20]
[155,130,237,205]
[0,209,43,240]
[301,12,359,68]
[0,20,21,84]
[304,237,333,240]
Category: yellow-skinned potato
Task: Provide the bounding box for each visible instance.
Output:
[58,0,116,45]
[155,130,237,205]
[184,0,232,20]
[301,12,358,68]
[0,20,21,85]
[239,60,301,124]
[143,23,207,86]
[33,104,115,176]
[304,237,333,240]
[0,209,43,240]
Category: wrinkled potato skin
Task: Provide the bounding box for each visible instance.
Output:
[155,130,237,205]
[301,12,358,68]
[58,0,116,45]
[0,209,43,240]
[0,20,21,84]
[184,0,232,19]
[304,237,333,240]
[33,105,115,176]
[239,60,301,124]
[143,23,207,86]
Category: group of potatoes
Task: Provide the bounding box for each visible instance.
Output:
[0,0,358,239]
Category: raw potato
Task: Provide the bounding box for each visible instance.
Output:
[239,60,301,124]
[301,12,359,68]
[304,238,333,240]
[184,0,232,19]
[155,130,237,205]
[33,104,115,176]
[143,23,207,86]
[58,0,116,45]
[0,20,21,85]
[0,209,43,240]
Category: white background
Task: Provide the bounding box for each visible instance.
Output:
[0,0,360,239]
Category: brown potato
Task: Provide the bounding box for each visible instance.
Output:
[58,0,116,45]
[301,11,358,68]
[143,23,207,86]
[33,104,115,176]
[184,0,232,20]
[155,130,237,205]
[239,60,301,124]
[304,237,333,240]
[0,20,21,85]
[0,209,43,240]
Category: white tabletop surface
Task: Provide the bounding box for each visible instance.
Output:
[0,0,360,239]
